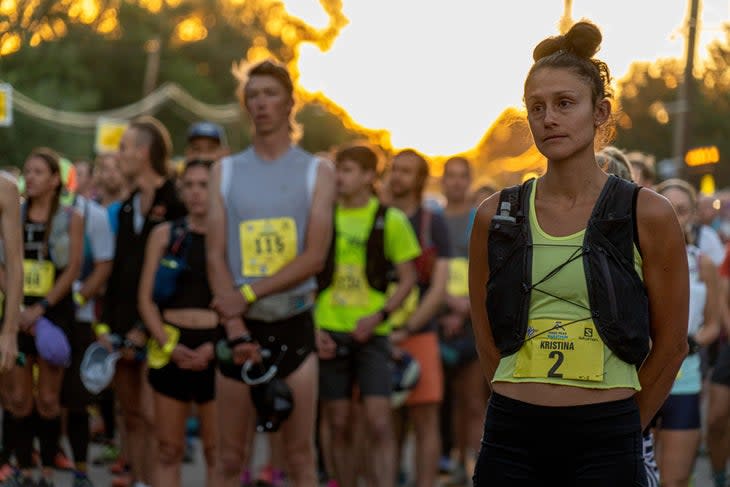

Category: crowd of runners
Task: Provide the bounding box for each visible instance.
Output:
[0,19,729,487]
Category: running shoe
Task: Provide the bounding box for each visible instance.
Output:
[108,457,128,475]
[239,468,253,487]
[110,472,132,487]
[37,478,55,487]
[7,474,36,487]
[255,465,285,487]
[92,444,120,466]
[54,450,74,471]
[0,463,15,482]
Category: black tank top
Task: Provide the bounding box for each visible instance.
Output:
[164,232,213,310]
[23,217,75,330]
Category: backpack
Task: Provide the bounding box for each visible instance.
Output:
[318,204,392,293]
[152,218,191,306]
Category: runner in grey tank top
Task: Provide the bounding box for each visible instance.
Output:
[207,59,335,487]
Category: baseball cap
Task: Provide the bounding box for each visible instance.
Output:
[250,377,294,433]
[187,121,227,145]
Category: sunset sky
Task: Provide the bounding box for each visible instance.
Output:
[284,0,729,156]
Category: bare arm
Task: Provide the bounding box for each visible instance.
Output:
[206,162,248,336]
[635,189,690,429]
[696,253,721,346]
[718,268,730,336]
[78,261,112,303]
[384,260,417,313]
[405,258,448,333]
[468,194,501,382]
[249,161,336,299]
[137,223,170,346]
[0,179,22,336]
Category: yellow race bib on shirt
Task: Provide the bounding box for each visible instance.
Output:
[23,259,55,297]
[514,318,604,382]
[240,218,298,277]
[447,258,469,297]
[330,264,369,307]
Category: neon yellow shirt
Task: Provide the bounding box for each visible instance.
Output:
[314,198,421,335]
[493,180,642,390]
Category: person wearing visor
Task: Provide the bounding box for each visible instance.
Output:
[185,121,230,162]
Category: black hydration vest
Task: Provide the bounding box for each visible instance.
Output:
[486,175,650,367]
[318,204,392,293]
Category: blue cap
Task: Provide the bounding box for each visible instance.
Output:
[187,121,227,145]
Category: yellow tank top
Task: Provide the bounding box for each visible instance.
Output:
[492,180,641,390]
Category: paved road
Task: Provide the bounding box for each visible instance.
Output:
[52,434,716,487]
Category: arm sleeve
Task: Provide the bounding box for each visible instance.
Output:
[384,208,421,264]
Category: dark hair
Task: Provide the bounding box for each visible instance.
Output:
[393,149,430,197]
[183,158,214,174]
[26,147,63,256]
[443,156,472,178]
[526,21,612,104]
[129,116,172,177]
[335,145,379,173]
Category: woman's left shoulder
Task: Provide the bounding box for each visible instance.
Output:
[635,187,676,225]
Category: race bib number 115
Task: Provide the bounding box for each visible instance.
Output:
[240,218,298,277]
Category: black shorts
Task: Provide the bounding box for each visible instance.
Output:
[148,325,217,404]
[61,322,97,411]
[319,332,391,400]
[218,311,316,383]
[474,392,647,487]
[654,393,701,430]
[711,345,730,386]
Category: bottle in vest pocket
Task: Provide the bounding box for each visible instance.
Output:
[492,202,516,224]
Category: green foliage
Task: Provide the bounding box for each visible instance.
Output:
[615,24,730,187]
[0,1,364,167]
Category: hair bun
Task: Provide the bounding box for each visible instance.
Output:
[564,21,602,58]
[532,36,568,62]
[532,21,602,61]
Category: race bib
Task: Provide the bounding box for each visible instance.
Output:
[447,258,469,297]
[330,264,369,307]
[514,319,604,382]
[240,218,298,277]
[23,259,55,297]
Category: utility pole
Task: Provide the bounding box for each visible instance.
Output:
[560,0,574,34]
[143,36,162,96]
[673,0,701,176]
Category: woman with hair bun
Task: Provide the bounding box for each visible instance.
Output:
[469,21,689,485]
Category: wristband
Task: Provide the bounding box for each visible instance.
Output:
[94,323,111,337]
[227,333,254,349]
[240,284,257,304]
[73,291,87,307]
